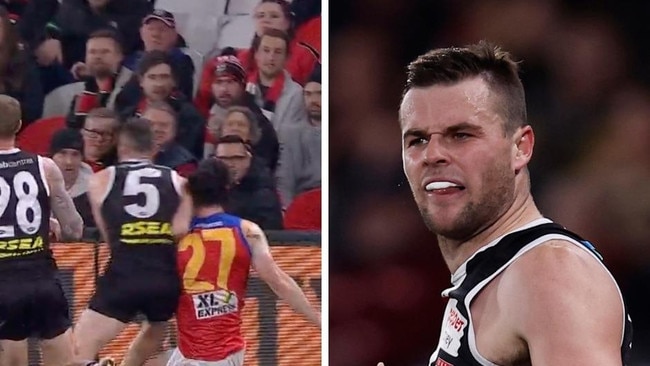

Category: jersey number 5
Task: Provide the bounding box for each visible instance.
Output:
[123,168,161,218]
[0,172,42,238]
[179,228,237,294]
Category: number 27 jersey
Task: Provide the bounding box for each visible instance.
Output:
[176,212,253,361]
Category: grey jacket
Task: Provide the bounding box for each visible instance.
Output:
[275,123,321,208]
[247,70,309,132]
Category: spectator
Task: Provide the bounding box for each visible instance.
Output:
[203,55,279,171]
[247,29,308,131]
[117,50,205,158]
[66,29,132,128]
[81,107,118,171]
[141,101,197,177]
[214,135,283,230]
[49,127,95,227]
[122,9,194,99]
[276,64,321,208]
[195,0,319,113]
[291,0,321,52]
[0,7,44,126]
[207,106,281,172]
[53,0,152,68]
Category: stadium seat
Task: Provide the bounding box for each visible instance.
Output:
[42,82,84,119]
[215,14,256,51]
[283,188,321,230]
[225,0,258,15]
[17,116,67,156]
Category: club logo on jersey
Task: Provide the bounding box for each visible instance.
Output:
[439,299,467,357]
[192,289,238,319]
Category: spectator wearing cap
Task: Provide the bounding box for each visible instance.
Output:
[52,0,153,69]
[116,50,205,158]
[214,135,283,230]
[122,9,195,100]
[49,127,95,227]
[247,28,309,132]
[201,54,279,172]
[276,63,321,209]
[195,0,319,113]
[141,101,197,177]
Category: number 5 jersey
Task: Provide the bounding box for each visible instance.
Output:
[176,212,253,361]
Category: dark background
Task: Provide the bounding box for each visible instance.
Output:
[330,1,650,365]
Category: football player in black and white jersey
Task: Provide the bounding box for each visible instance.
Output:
[0,95,83,365]
[72,118,192,366]
[387,41,633,366]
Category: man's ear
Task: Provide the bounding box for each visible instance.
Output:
[512,125,534,174]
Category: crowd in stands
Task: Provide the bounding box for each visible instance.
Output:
[6,0,322,231]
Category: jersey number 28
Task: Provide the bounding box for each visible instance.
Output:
[0,172,42,237]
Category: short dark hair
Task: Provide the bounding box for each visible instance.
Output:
[137,50,175,78]
[142,100,178,126]
[87,28,124,54]
[187,158,230,207]
[215,134,253,154]
[402,40,526,133]
[118,117,154,153]
[253,28,290,55]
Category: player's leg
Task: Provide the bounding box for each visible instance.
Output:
[120,321,168,366]
[40,328,75,366]
[72,309,126,363]
[38,277,74,366]
[122,277,180,366]
[143,349,173,366]
[73,276,135,364]
[0,339,28,366]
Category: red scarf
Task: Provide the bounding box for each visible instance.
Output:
[247,70,285,112]
[74,74,117,116]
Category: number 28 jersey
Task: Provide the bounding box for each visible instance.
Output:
[176,213,253,361]
[0,149,53,277]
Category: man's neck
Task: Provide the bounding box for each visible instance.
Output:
[195,205,225,218]
[0,138,16,151]
[120,154,150,163]
[259,72,279,87]
[438,192,543,275]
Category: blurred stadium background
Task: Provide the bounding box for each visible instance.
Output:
[330,1,650,365]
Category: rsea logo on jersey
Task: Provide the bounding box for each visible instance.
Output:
[0,236,43,252]
[120,221,172,236]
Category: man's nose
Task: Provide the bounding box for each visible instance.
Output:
[423,136,450,165]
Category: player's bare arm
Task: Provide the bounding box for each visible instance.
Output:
[42,157,83,241]
[87,168,112,243]
[244,219,321,327]
[505,240,624,366]
[171,174,192,239]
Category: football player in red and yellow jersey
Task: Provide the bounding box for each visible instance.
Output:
[166,157,320,365]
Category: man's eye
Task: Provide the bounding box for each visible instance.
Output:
[407,137,427,147]
[453,132,471,140]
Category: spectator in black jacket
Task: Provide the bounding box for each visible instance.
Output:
[53,0,152,68]
[215,135,283,230]
[204,54,279,172]
[0,7,43,126]
[116,50,205,158]
[122,9,194,99]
